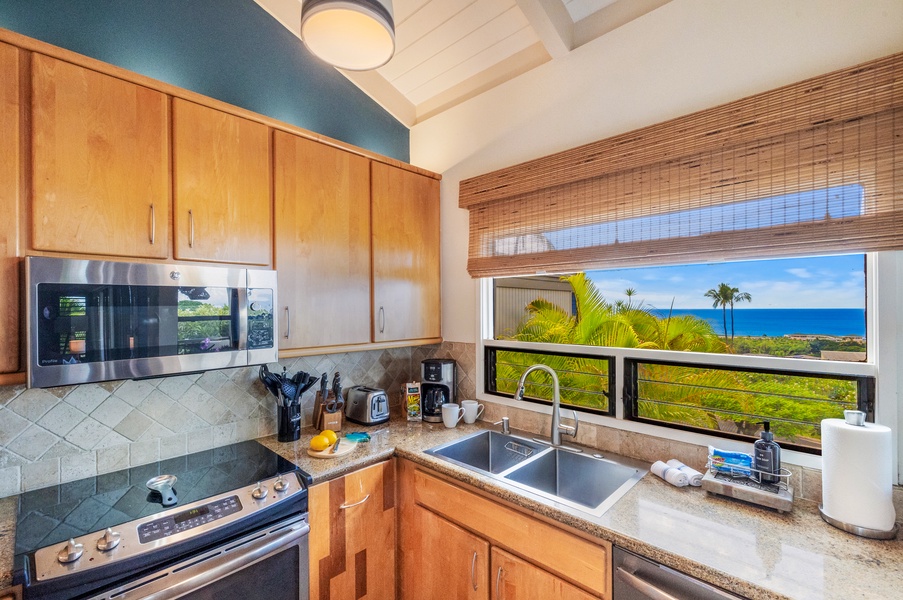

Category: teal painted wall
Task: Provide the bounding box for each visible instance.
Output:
[0,0,409,161]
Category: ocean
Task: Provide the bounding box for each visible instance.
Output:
[649,308,866,338]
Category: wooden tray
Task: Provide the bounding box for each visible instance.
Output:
[307,439,358,459]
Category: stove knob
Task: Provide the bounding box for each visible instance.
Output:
[96,528,121,552]
[58,538,84,564]
[274,475,290,493]
[251,482,268,499]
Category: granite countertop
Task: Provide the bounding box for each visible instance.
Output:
[3,418,901,599]
[261,418,903,600]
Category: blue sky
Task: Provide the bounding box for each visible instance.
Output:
[587,254,866,310]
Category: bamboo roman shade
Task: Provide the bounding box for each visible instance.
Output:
[460,52,903,278]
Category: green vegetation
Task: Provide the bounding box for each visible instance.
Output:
[733,336,865,358]
[177,301,231,351]
[495,273,858,447]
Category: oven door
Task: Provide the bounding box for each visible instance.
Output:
[89,515,309,600]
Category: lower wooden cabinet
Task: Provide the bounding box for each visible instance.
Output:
[411,505,489,599]
[308,460,396,600]
[398,458,611,600]
[491,547,598,600]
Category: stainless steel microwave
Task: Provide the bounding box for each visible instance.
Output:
[26,257,277,388]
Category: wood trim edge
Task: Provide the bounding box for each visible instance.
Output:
[279,338,442,359]
[0,27,440,181]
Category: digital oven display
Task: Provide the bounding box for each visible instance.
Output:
[175,506,210,524]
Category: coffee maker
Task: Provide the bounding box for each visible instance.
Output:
[421,358,457,423]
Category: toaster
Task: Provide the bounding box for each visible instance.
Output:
[345,386,390,425]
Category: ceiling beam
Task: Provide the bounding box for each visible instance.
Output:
[339,69,418,127]
[514,0,574,59]
[574,0,673,48]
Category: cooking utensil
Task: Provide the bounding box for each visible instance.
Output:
[330,438,341,454]
[258,364,282,397]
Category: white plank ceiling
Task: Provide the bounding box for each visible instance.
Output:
[255,0,671,126]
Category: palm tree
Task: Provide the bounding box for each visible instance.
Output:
[704,283,752,343]
[704,283,734,340]
[729,289,752,342]
[497,273,728,421]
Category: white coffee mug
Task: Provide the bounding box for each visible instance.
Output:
[462,400,484,424]
[441,402,465,428]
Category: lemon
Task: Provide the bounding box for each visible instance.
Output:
[321,429,338,445]
[309,434,331,452]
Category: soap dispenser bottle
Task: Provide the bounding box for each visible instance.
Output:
[753,421,781,484]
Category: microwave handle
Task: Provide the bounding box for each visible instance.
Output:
[236,285,248,351]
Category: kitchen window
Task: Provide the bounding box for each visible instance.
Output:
[465,52,902,463]
[483,251,876,451]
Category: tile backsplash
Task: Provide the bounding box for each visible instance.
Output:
[0,345,471,498]
[7,340,896,515]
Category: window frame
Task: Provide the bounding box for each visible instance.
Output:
[476,253,892,470]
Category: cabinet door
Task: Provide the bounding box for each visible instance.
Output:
[371,163,440,342]
[0,42,22,374]
[411,506,489,600]
[274,132,371,349]
[172,99,271,265]
[492,548,599,600]
[31,54,169,258]
[309,460,395,600]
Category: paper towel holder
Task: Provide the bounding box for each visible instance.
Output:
[820,410,899,540]
[818,506,899,540]
[843,409,866,427]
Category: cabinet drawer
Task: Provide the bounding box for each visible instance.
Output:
[413,468,610,597]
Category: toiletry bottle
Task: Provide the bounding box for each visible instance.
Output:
[753,421,781,484]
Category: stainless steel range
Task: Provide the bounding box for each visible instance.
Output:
[12,440,311,600]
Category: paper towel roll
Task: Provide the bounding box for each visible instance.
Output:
[821,417,896,532]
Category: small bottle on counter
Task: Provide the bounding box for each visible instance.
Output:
[753,421,781,484]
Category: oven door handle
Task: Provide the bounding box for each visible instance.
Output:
[119,520,310,600]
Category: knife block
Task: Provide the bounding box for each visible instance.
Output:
[314,391,343,431]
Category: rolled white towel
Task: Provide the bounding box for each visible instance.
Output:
[651,460,689,487]
[666,459,703,487]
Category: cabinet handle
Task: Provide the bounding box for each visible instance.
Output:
[378,306,385,334]
[495,566,504,599]
[188,209,195,248]
[284,307,290,339]
[149,204,156,245]
[339,494,370,510]
[471,551,478,591]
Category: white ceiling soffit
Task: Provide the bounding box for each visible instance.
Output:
[255,0,671,127]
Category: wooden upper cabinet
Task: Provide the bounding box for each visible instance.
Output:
[274,132,371,349]
[0,41,23,374]
[371,163,440,343]
[31,53,170,258]
[172,99,271,265]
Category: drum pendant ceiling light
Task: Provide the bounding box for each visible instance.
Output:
[300,0,395,71]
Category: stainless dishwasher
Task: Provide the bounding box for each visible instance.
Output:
[614,547,744,600]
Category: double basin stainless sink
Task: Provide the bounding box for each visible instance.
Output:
[425,429,648,518]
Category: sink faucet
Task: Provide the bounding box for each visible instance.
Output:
[514,364,578,447]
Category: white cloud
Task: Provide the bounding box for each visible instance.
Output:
[786,268,812,278]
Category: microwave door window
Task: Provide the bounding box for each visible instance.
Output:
[36,284,240,366]
[176,287,239,355]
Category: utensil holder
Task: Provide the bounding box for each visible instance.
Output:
[277,403,302,442]
[314,391,343,431]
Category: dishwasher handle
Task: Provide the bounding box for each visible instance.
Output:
[616,567,681,600]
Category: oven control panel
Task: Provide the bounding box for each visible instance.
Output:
[33,472,305,582]
[138,496,243,543]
